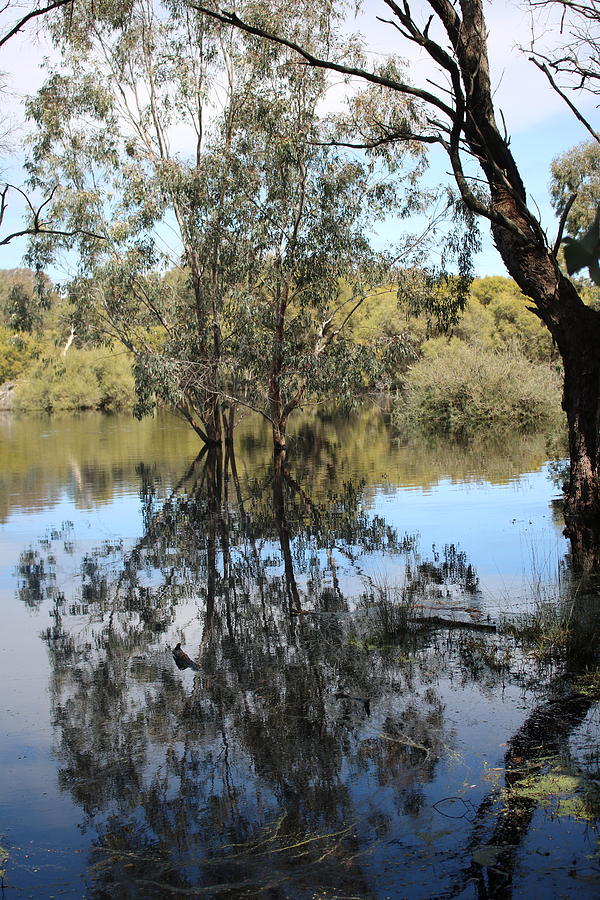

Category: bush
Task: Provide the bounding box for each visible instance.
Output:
[361,582,418,642]
[467,276,557,362]
[15,347,135,411]
[0,327,41,383]
[393,341,563,436]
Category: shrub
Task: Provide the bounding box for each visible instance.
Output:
[393,341,563,436]
[15,347,135,411]
[0,327,41,383]
[469,276,557,362]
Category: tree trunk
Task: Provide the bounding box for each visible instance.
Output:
[561,317,600,570]
[224,403,235,446]
[454,0,600,568]
[489,204,600,568]
[203,396,223,446]
[273,452,300,613]
[272,419,287,457]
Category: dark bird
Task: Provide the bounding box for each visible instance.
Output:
[172,642,200,671]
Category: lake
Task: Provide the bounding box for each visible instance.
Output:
[1,407,599,899]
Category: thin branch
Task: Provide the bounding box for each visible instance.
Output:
[0,225,104,245]
[530,56,600,143]
[0,0,73,49]
[0,182,105,244]
[311,131,441,149]
[375,15,406,36]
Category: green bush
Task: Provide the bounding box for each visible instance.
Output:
[469,276,557,362]
[0,327,41,383]
[393,341,563,436]
[15,347,135,411]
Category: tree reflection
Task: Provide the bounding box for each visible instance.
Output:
[15,430,599,897]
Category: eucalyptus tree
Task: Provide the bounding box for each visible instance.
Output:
[218,59,423,453]
[195,0,600,564]
[26,0,423,449]
[27,0,260,443]
[550,140,600,282]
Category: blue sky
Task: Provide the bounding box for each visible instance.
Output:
[0,0,596,280]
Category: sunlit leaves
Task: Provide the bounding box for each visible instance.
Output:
[23,0,427,440]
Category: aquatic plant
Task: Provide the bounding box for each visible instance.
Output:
[360,581,418,641]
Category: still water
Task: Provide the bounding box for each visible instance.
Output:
[0,407,598,898]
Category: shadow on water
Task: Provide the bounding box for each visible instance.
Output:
[6,410,600,897]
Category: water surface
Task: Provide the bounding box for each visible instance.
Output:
[1,408,598,899]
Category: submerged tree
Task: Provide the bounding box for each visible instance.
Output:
[193,0,600,562]
[26,0,423,449]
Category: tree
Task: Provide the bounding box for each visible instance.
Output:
[194,0,600,563]
[550,140,600,282]
[220,79,413,453]
[0,1,97,245]
[26,0,423,450]
[7,281,38,331]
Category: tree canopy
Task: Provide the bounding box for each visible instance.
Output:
[24,0,435,446]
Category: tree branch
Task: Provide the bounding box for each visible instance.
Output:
[0,0,73,49]
[190,4,455,119]
[0,182,106,245]
[311,131,442,150]
[530,56,600,143]
[0,223,105,245]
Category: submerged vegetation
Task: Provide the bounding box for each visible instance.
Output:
[396,342,563,436]
[0,267,575,440]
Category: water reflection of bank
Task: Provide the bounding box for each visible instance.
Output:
[11,429,600,898]
[0,405,560,521]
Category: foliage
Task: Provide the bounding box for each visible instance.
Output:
[23,0,427,444]
[6,282,38,332]
[394,342,563,437]
[15,346,135,411]
[397,199,482,332]
[504,764,600,822]
[501,587,600,667]
[0,326,40,382]
[550,141,600,282]
[468,277,558,362]
[0,268,49,323]
[551,143,600,238]
[502,599,575,663]
[345,274,560,390]
[360,581,418,643]
[0,266,136,407]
